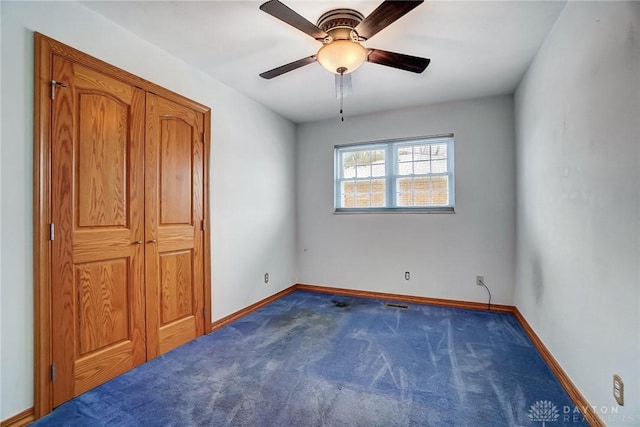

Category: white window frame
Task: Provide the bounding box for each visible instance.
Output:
[334,134,455,213]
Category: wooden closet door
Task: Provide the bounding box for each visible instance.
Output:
[145,93,205,358]
[50,56,146,406]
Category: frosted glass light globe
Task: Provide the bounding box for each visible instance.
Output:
[316,40,368,74]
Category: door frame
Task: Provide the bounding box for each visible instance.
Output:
[33,33,212,418]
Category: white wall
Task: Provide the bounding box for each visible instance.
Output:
[514,2,640,424]
[0,0,4,420]
[0,1,297,420]
[296,96,516,305]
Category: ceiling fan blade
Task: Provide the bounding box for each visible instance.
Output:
[259,56,317,79]
[367,49,430,73]
[355,1,424,40]
[260,0,327,40]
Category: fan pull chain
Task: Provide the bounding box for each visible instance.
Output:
[337,67,346,122]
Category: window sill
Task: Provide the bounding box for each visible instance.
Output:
[333,207,455,215]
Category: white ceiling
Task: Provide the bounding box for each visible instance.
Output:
[82,0,566,123]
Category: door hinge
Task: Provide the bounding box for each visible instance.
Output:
[51,80,67,100]
[49,223,55,241]
[51,363,56,382]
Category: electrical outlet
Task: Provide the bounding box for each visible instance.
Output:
[264,272,269,284]
[476,275,484,286]
[613,374,624,406]
[404,272,410,281]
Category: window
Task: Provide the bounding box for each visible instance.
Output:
[334,135,454,213]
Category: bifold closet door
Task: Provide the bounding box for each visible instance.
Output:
[50,56,147,407]
[145,93,206,359]
[37,34,211,415]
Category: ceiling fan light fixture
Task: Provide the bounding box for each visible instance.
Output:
[316,40,368,74]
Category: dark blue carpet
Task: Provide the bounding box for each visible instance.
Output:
[33,290,587,426]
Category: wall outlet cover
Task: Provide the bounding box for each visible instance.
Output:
[613,374,624,406]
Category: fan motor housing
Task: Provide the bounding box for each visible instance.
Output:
[317,8,364,41]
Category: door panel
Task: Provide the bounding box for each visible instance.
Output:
[160,251,194,324]
[146,93,205,359]
[77,93,128,227]
[160,119,193,224]
[76,259,129,356]
[51,56,146,406]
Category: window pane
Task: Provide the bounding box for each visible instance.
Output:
[414,192,430,206]
[355,180,370,193]
[432,159,447,173]
[431,144,447,160]
[396,178,412,207]
[432,192,449,206]
[397,177,412,192]
[413,177,430,192]
[342,152,356,167]
[398,148,412,161]
[414,161,430,175]
[373,150,385,162]
[356,194,371,207]
[343,166,355,178]
[413,145,429,160]
[341,181,356,208]
[397,192,413,206]
[398,162,413,175]
[342,180,355,194]
[342,152,356,178]
[356,151,372,166]
[371,179,385,193]
[356,165,371,178]
[371,162,385,177]
[342,193,355,207]
[431,176,448,192]
[371,193,386,207]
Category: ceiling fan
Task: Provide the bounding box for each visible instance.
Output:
[258,0,431,80]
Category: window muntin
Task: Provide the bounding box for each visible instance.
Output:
[335,136,454,212]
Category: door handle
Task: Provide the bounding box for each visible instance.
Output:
[147,239,157,243]
[133,240,143,245]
